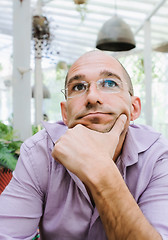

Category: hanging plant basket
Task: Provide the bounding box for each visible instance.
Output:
[32,15,50,40]
[32,15,51,58]
[74,0,87,5]
[73,0,88,21]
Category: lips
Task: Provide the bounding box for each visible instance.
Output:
[76,112,114,126]
[78,112,111,119]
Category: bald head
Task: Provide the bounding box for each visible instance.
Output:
[65,50,134,96]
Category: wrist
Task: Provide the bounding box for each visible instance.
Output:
[86,159,123,198]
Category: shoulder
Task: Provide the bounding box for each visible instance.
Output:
[122,124,168,171]
[20,120,68,171]
[128,124,168,153]
[123,125,168,200]
[16,121,68,193]
[23,120,68,150]
[126,124,168,178]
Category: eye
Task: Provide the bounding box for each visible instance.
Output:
[102,79,119,88]
[72,82,86,92]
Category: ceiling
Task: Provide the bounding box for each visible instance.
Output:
[0,0,168,69]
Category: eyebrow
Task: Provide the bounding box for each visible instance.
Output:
[67,74,86,85]
[99,70,122,82]
[67,70,122,86]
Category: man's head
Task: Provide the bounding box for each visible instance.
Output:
[61,50,141,133]
[64,51,134,97]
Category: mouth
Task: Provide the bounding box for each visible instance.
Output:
[74,111,117,133]
[78,112,112,119]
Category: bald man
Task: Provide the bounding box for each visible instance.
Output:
[0,50,168,240]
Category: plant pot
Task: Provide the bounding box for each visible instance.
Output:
[0,168,12,194]
[74,0,87,4]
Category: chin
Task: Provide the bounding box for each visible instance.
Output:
[68,117,115,133]
[85,123,113,133]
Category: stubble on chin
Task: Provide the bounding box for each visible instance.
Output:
[80,121,115,133]
[67,114,117,133]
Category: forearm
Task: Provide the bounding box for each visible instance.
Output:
[87,162,162,240]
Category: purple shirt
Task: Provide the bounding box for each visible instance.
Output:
[0,121,168,240]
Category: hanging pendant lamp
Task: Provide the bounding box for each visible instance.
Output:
[96,15,136,51]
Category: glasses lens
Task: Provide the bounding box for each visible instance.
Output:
[98,79,121,93]
[67,81,87,98]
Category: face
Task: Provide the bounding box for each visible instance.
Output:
[61,51,141,133]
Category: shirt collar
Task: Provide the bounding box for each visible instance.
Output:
[42,120,68,144]
[121,124,161,168]
[43,121,161,168]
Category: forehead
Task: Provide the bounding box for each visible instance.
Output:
[68,52,124,81]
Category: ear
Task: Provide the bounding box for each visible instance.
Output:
[60,101,68,125]
[130,96,141,121]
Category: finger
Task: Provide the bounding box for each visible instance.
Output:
[108,114,127,137]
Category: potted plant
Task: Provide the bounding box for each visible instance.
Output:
[0,121,22,194]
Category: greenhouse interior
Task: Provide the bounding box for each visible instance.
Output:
[0,0,168,143]
[1,1,168,239]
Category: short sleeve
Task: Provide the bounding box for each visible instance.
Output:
[0,130,51,239]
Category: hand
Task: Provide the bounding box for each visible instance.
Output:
[52,114,127,184]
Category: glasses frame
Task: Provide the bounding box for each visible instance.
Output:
[61,78,128,99]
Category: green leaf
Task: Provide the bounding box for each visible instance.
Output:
[0,149,17,171]
[0,122,23,171]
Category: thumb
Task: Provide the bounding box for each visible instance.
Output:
[107,114,127,138]
[104,114,127,161]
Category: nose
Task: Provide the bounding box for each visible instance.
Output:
[85,82,103,107]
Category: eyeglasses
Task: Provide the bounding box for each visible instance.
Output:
[61,78,126,99]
